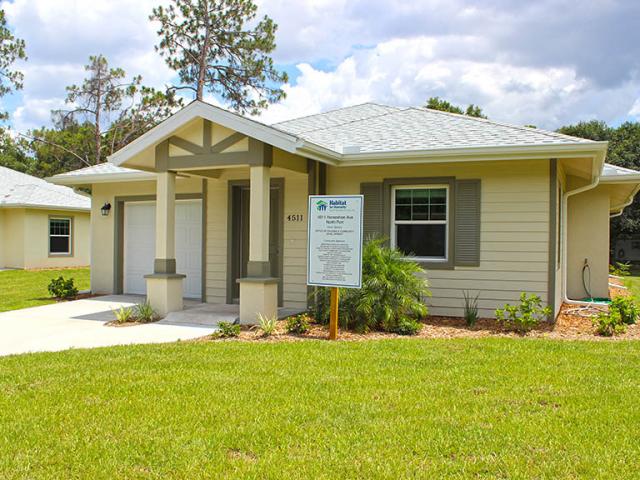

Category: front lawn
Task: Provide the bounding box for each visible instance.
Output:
[623,275,640,303]
[0,267,90,312]
[1,339,639,478]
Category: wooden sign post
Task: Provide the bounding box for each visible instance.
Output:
[307,195,364,341]
[329,287,339,340]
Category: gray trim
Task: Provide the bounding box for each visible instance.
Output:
[144,273,186,279]
[164,137,272,170]
[113,193,203,295]
[48,215,74,257]
[247,261,271,277]
[153,258,176,274]
[155,140,169,171]
[454,179,481,267]
[360,182,384,241]
[211,132,246,153]
[169,136,204,154]
[202,119,212,149]
[318,162,327,195]
[226,177,285,305]
[382,177,456,270]
[201,179,207,302]
[306,159,317,309]
[548,158,558,319]
[236,277,279,284]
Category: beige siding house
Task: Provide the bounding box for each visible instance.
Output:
[0,166,90,269]
[51,101,640,321]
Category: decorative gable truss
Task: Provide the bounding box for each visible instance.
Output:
[155,119,273,176]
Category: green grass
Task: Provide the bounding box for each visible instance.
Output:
[623,275,640,303]
[1,339,639,478]
[0,268,90,312]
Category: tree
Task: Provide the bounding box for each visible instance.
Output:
[0,9,26,121]
[46,55,181,167]
[150,0,288,114]
[0,133,33,173]
[425,97,487,119]
[54,55,141,164]
[21,120,96,177]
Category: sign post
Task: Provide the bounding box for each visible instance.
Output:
[307,195,364,340]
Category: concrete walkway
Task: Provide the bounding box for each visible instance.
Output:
[0,295,218,357]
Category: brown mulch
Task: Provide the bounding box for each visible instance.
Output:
[198,276,640,343]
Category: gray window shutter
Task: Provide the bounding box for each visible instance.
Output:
[361,182,384,241]
[454,179,481,266]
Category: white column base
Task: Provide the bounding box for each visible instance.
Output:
[145,274,185,317]
[238,278,278,325]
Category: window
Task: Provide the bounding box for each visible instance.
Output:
[391,185,448,260]
[49,218,72,255]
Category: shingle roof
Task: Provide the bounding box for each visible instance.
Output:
[273,103,595,154]
[602,163,640,179]
[52,163,141,177]
[0,166,90,210]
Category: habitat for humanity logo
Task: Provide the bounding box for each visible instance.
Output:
[316,200,328,211]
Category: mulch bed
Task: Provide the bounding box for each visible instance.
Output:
[200,276,640,342]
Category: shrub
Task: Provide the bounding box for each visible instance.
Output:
[463,290,480,327]
[609,262,631,277]
[495,293,551,333]
[390,316,422,336]
[593,309,627,336]
[314,239,431,333]
[216,321,240,338]
[112,306,134,324]
[609,296,638,325]
[134,301,158,323]
[258,313,278,336]
[286,314,310,334]
[48,276,78,300]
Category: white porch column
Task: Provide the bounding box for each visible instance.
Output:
[249,165,270,266]
[145,171,185,316]
[238,164,278,324]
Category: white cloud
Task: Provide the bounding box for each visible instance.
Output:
[258,36,640,129]
[1,0,639,132]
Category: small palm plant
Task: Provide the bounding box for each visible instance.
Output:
[338,238,431,333]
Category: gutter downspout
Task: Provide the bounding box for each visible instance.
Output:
[562,156,600,305]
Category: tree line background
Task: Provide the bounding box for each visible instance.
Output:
[0,1,638,252]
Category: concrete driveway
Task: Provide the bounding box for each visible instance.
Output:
[0,295,218,357]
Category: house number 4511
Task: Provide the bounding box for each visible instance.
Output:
[287,214,303,222]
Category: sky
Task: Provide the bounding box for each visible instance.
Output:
[1,0,639,133]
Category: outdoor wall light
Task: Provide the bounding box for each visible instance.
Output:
[101,202,112,216]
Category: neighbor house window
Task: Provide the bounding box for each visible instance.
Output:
[49,218,72,255]
[391,185,448,260]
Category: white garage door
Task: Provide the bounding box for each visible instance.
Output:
[124,200,202,298]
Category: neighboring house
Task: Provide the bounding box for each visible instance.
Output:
[51,101,640,321]
[0,166,91,269]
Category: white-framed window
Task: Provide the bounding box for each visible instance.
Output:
[49,217,72,255]
[390,185,449,261]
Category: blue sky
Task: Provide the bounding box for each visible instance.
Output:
[1,0,639,133]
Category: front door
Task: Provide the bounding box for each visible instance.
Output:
[230,182,283,305]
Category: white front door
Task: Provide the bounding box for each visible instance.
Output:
[124,200,202,298]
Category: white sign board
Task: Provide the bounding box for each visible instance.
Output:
[307,195,364,288]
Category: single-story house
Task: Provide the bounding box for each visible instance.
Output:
[0,166,90,269]
[50,101,640,322]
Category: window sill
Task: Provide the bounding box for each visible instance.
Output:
[48,253,73,258]
[402,257,454,270]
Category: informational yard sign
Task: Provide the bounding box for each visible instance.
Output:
[307,195,364,288]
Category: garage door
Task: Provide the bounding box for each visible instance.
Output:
[124,200,202,298]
